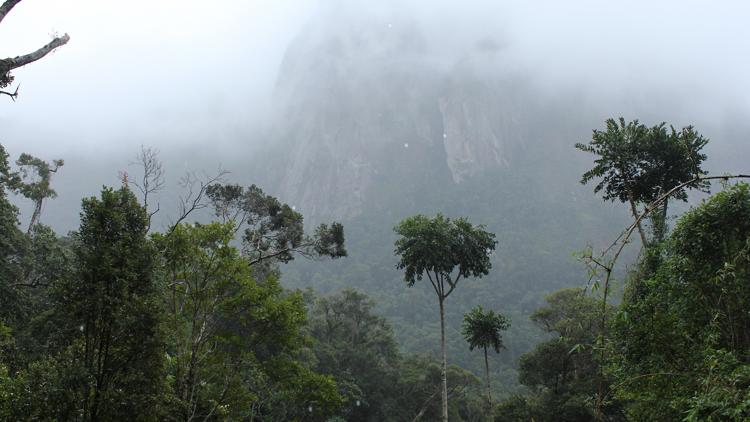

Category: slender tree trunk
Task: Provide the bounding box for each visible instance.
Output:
[627,193,648,247]
[26,199,41,234]
[439,297,448,422]
[652,200,668,244]
[484,346,492,417]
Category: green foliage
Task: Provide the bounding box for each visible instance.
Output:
[154,221,344,420]
[685,350,750,421]
[611,183,750,421]
[0,145,25,320]
[462,306,510,354]
[497,288,618,421]
[205,183,346,266]
[13,153,64,204]
[307,288,400,421]
[576,117,708,205]
[494,395,533,421]
[462,305,510,417]
[576,117,709,243]
[393,355,484,422]
[395,213,496,421]
[394,214,496,289]
[0,148,354,420]
[281,156,630,396]
[61,186,164,420]
[304,288,491,421]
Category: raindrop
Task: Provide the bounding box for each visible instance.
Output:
[404,143,409,148]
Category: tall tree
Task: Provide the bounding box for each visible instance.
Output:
[576,118,708,245]
[62,186,164,421]
[394,214,496,422]
[0,0,70,100]
[461,306,509,415]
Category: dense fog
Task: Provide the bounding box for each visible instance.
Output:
[2,0,749,230]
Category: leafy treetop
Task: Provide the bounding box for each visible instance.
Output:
[461,306,510,354]
[394,213,496,295]
[576,117,708,205]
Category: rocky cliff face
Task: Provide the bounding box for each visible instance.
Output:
[267,6,527,219]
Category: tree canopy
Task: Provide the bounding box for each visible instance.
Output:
[462,306,509,354]
[394,214,496,292]
[576,117,709,244]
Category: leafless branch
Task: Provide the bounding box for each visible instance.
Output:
[167,168,229,235]
[1,33,70,73]
[245,242,313,266]
[129,145,166,231]
[1,0,69,100]
[0,84,18,101]
[0,0,21,25]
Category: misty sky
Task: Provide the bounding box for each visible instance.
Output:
[1,0,749,231]
[1,0,316,158]
[3,0,749,157]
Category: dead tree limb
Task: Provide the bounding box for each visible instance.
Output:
[0,0,21,25]
[1,0,70,98]
[167,169,229,235]
[0,84,18,101]
[129,145,166,231]
[1,33,70,74]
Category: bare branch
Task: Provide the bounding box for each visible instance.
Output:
[1,1,70,100]
[588,174,750,276]
[425,271,441,299]
[129,145,166,231]
[245,242,313,266]
[443,273,462,299]
[0,84,18,101]
[168,168,229,235]
[0,0,21,26]
[1,33,70,74]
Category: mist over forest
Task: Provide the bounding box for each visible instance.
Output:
[2,1,750,421]
[6,0,750,231]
